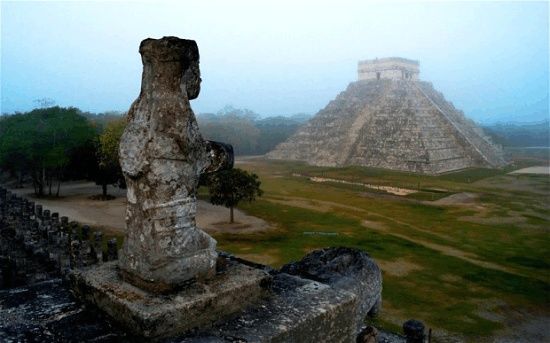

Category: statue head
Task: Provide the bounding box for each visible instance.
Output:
[139,36,201,99]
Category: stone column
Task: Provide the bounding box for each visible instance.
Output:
[118,36,233,292]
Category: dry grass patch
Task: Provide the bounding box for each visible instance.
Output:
[361,219,388,231]
[378,258,423,277]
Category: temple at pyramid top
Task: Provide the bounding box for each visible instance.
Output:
[358,57,419,81]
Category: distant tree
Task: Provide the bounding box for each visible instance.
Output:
[0,107,96,196]
[483,120,550,147]
[205,168,263,223]
[94,117,126,198]
[83,111,126,133]
[197,107,310,156]
[255,116,306,154]
[198,108,261,155]
[217,105,259,121]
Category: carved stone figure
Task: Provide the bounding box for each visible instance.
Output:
[118,37,233,292]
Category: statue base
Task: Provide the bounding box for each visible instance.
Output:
[70,258,271,340]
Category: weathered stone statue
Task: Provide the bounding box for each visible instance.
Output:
[118,37,233,291]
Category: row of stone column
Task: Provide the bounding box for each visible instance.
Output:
[0,186,118,288]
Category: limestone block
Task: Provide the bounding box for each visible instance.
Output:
[70,259,271,340]
[177,273,358,343]
[280,247,382,333]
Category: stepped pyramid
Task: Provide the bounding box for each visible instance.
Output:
[267,58,506,174]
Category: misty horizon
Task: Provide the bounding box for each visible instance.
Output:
[1,1,548,124]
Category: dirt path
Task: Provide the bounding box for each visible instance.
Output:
[309,176,417,195]
[7,181,272,235]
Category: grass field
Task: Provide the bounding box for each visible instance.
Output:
[206,158,549,342]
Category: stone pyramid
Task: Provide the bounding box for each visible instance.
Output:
[267,58,505,174]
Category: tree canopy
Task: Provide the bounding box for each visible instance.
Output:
[93,117,127,197]
[197,106,310,156]
[0,107,96,196]
[205,168,263,223]
[0,104,306,197]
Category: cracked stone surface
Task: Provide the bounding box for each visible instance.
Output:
[118,36,233,291]
[280,247,383,333]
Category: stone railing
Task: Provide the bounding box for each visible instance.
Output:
[413,82,506,167]
[0,186,119,288]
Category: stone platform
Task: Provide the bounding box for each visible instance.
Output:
[70,259,271,340]
[177,272,359,343]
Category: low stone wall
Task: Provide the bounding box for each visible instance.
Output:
[0,186,119,289]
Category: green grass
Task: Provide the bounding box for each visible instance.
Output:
[405,190,452,201]
[212,158,550,341]
[436,167,510,183]
[217,198,548,338]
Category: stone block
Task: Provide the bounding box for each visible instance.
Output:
[280,247,382,333]
[70,259,271,340]
[176,273,359,343]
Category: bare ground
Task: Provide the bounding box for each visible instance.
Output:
[377,258,423,277]
[7,181,272,235]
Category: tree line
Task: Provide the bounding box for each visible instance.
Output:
[482,120,550,147]
[197,105,310,156]
[0,106,125,197]
[0,105,300,204]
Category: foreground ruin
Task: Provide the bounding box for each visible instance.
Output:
[268,58,506,174]
[65,37,385,341]
[0,186,387,342]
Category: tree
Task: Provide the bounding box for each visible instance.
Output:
[198,111,260,155]
[196,106,310,156]
[206,168,263,223]
[0,107,96,196]
[0,114,32,187]
[94,117,126,198]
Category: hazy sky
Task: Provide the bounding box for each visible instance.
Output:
[1,1,548,123]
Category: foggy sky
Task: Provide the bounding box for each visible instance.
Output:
[1,1,548,123]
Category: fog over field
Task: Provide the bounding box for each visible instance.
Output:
[1,1,548,123]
